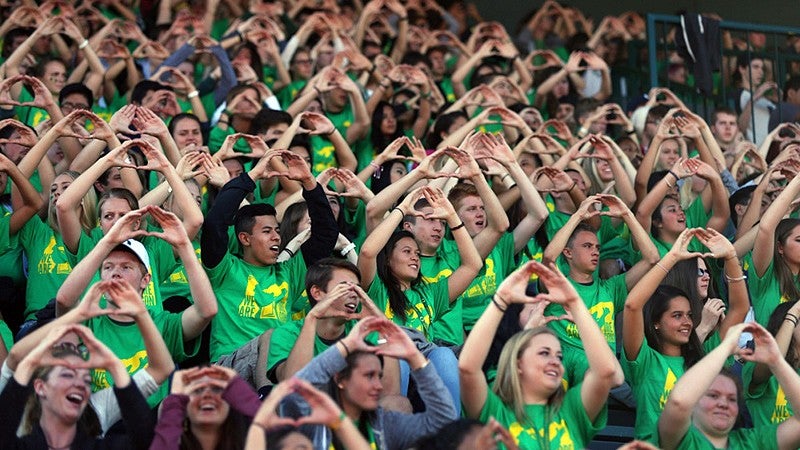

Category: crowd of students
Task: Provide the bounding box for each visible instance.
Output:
[2,0,800,449]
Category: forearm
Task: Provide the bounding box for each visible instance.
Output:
[221,376,261,417]
[163,169,204,239]
[624,212,659,262]
[56,240,115,314]
[150,395,189,450]
[345,91,370,144]
[300,183,338,266]
[329,130,357,172]
[543,213,584,262]
[17,127,62,176]
[179,242,217,323]
[201,173,255,268]
[278,317,318,381]
[135,312,174,384]
[366,171,423,222]
[719,257,748,338]
[770,358,800,415]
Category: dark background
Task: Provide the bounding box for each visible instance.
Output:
[473,0,800,30]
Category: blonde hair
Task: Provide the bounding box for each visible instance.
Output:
[48,171,97,234]
[493,327,565,426]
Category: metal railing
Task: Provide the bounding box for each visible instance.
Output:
[644,13,800,139]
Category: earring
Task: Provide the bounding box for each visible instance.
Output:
[337,384,344,389]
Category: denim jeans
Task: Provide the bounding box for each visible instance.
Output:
[399,346,460,418]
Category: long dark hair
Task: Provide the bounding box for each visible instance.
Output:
[370,101,403,150]
[376,230,423,322]
[766,301,800,368]
[180,411,249,450]
[280,202,309,252]
[643,285,704,368]
[662,257,718,328]
[331,351,382,450]
[774,219,800,303]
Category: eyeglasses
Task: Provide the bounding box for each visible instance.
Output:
[697,267,710,278]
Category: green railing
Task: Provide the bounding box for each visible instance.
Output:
[643,14,800,125]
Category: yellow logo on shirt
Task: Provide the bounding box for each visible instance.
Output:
[92,350,148,391]
[465,258,497,298]
[772,385,791,424]
[238,275,289,321]
[509,419,575,449]
[659,368,677,410]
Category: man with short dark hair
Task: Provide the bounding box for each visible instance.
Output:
[201,148,337,366]
[267,258,371,382]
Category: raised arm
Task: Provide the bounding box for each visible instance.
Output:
[543,195,599,263]
[536,261,623,420]
[597,194,660,289]
[148,207,217,340]
[358,187,424,288]
[623,229,700,361]
[753,162,800,277]
[479,134,548,253]
[5,154,44,234]
[422,186,483,302]
[459,262,541,418]
[658,323,749,450]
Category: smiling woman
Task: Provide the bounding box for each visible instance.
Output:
[0,325,154,450]
[150,365,261,450]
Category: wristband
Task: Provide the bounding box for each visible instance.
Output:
[450,222,465,231]
[724,271,746,282]
[79,39,89,50]
[786,313,798,322]
[655,262,669,274]
[187,90,199,99]
[392,206,405,216]
[491,295,507,313]
[668,170,679,180]
[339,340,350,356]
[284,247,295,257]
[785,316,798,327]
[340,242,356,256]
[625,128,636,135]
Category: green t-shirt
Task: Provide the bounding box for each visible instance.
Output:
[17,217,73,319]
[15,87,48,127]
[547,273,627,351]
[742,361,796,426]
[367,276,449,342]
[0,319,13,351]
[420,239,461,345]
[309,135,338,176]
[747,259,796,326]
[204,251,308,361]
[478,383,606,449]
[86,310,198,407]
[276,79,307,109]
[672,422,779,450]
[0,206,25,284]
[159,239,202,302]
[208,125,253,154]
[462,232,516,330]
[266,318,352,382]
[622,339,686,443]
